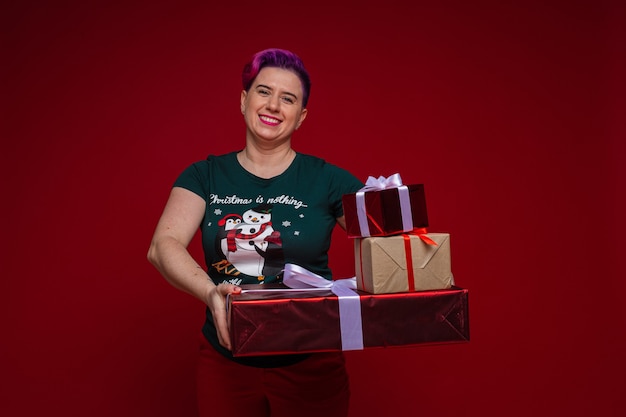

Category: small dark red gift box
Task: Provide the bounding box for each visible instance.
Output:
[342,183,429,238]
[228,284,469,357]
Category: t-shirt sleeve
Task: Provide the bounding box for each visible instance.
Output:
[325,164,364,218]
[172,160,210,200]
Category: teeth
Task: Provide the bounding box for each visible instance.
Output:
[260,115,280,124]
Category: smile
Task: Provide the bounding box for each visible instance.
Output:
[259,115,281,126]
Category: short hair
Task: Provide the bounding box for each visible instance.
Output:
[242,48,311,107]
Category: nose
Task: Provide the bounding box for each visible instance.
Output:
[266,95,280,112]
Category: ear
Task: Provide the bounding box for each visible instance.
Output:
[295,108,308,130]
[240,90,247,114]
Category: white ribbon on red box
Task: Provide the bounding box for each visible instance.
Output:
[355,173,413,237]
[283,264,364,351]
[233,265,364,351]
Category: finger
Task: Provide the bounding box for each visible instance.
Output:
[215,283,227,296]
[216,326,232,350]
[212,284,237,350]
[213,304,232,350]
[216,283,241,296]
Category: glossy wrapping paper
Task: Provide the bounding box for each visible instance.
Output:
[228,285,469,357]
[342,183,429,238]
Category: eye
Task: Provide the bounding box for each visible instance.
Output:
[257,88,270,96]
[281,96,295,104]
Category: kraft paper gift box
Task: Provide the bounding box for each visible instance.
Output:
[355,233,453,294]
[227,283,469,357]
[342,175,428,238]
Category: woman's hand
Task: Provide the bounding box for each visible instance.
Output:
[206,282,242,350]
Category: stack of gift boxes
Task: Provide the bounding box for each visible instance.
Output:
[227,175,469,357]
[341,175,454,294]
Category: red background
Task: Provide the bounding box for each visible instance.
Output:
[3,1,625,416]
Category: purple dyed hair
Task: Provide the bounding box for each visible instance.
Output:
[242,48,312,107]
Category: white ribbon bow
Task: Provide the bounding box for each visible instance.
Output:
[359,173,405,192]
[283,264,364,351]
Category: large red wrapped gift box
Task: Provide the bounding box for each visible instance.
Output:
[228,284,469,357]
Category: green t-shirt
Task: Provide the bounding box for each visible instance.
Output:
[174,151,363,367]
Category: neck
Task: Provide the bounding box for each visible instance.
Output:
[237,146,296,179]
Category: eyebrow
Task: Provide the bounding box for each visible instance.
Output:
[255,84,298,101]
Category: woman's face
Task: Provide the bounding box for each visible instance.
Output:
[240,67,308,147]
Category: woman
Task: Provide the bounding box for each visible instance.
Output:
[147,48,363,417]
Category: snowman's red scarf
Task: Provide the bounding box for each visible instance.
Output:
[226,222,272,252]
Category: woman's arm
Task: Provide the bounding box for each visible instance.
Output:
[147,186,240,350]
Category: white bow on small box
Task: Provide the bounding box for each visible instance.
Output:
[356,173,414,237]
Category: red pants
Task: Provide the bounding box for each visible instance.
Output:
[196,336,350,417]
